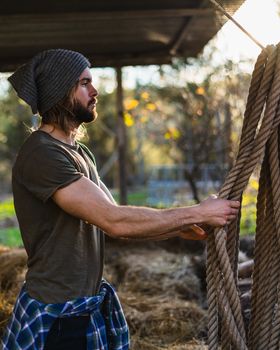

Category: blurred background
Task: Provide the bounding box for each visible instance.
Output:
[1,0,279,244]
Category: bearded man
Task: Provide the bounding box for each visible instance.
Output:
[1,49,239,350]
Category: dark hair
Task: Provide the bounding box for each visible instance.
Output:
[40,82,79,135]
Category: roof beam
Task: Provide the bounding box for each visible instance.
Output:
[0,51,174,72]
[169,0,211,56]
[0,8,214,22]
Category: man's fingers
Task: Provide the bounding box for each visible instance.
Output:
[191,224,206,235]
[180,224,208,240]
[230,200,240,208]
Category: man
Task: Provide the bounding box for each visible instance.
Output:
[1,49,240,350]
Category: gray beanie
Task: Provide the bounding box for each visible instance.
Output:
[8,49,90,115]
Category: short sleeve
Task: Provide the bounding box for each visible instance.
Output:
[18,145,83,202]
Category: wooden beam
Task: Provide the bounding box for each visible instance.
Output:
[0,0,244,15]
[0,8,215,24]
[0,50,174,72]
[169,18,191,56]
[169,0,211,56]
[116,67,127,205]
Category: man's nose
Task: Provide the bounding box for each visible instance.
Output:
[90,85,98,97]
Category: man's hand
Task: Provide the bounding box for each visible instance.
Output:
[197,195,240,227]
[179,224,207,240]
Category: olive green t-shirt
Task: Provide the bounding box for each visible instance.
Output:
[12,130,104,303]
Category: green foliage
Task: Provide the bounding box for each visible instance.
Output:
[112,48,252,200]
[0,88,31,156]
[113,189,148,206]
[0,87,32,191]
[0,198,15,220]
[240,203,256,236]
[0,227,22,247]
[240,178,258,236]
[0,197,21,247]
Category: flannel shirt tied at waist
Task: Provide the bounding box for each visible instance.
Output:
[1,280,129,350]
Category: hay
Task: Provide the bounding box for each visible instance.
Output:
[0,291,16,338]
[0,242,209,348]
[0,248,27,291]
[112,249,202,303]
[0,245,9,253]
[131,338,207,349]
[168,340,208,350]
[0,248,27,337]
[119,291,207,348]
[104,245,208,349]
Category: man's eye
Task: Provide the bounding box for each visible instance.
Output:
[80,80,91,86]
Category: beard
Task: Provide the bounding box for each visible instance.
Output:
[72,100,98,124]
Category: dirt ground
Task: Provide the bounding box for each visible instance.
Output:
[0,238,210,349]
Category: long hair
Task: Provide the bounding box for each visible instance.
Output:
[40,81,86,138]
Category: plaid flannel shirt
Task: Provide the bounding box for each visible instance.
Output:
[1,280,129,350]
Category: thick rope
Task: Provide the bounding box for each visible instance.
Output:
[206,43,280,349]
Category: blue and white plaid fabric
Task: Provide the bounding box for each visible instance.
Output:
[1,280,129,350]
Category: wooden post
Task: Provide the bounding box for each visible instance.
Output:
[116,67,127,204]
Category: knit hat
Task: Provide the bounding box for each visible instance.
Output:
[8,49,90,115]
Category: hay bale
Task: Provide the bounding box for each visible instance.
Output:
[0,248,27,337]
[105,244,207,348]
[168,340,208,349]
[0,290,16,338]
[115,250,202,302]
[130,338,207,350]
[0,248,27,291]
[119,292,207,348]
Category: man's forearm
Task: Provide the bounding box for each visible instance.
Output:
[97,181,194,240]
[103,204,200,239]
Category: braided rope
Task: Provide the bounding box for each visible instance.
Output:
[207,43,280,349]
[257,132,280,349]
[247,155,269,349]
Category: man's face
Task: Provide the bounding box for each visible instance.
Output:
[73,67,98,123]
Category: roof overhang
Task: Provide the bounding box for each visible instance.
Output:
[0,0,246,72]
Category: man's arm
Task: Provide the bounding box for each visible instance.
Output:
[98,180,207,240]
[52,176,240,240]
[99,180,117,204]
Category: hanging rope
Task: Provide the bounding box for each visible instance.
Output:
[209,0,265,50]
[206,43,280,349]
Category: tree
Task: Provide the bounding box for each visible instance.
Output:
[152,58,251,202]
[117,49,252,202]
[0,87,31,192]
